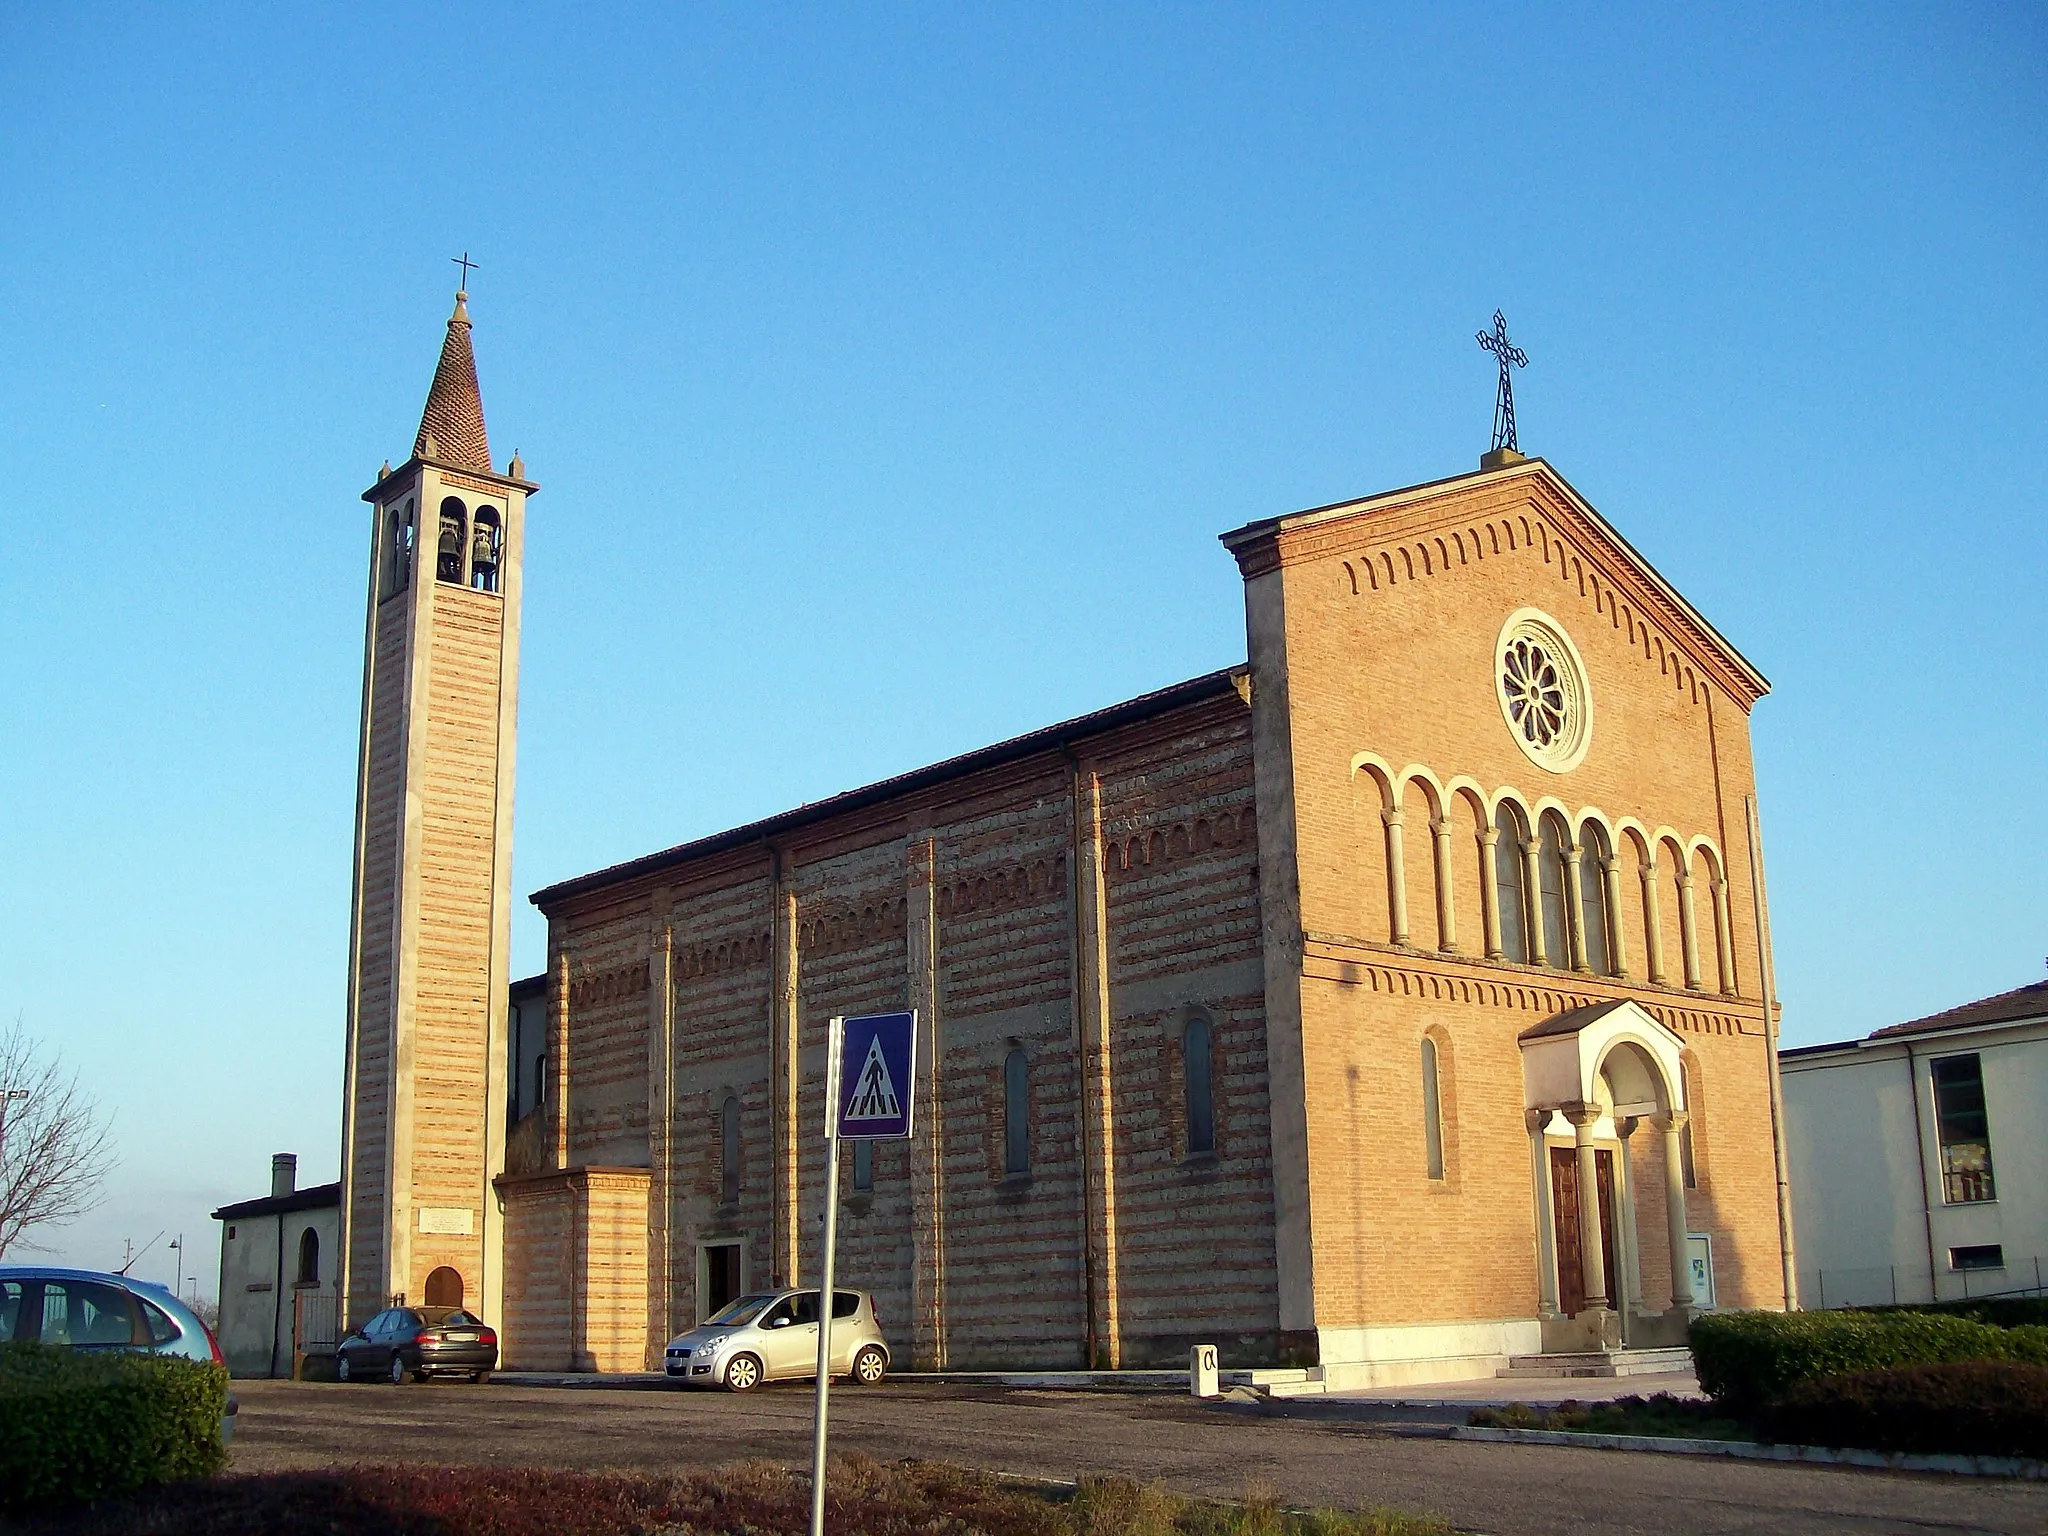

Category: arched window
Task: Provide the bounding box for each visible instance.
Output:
[424,1266,463,1307]
[851,1137,874,1192]
[1578,821,1614,975]
[1494,803,1530,962]
[1183,1015,1216,1157]
[384,500,415,598]
[296,1227,320,1284]
[719,1094,741,1207]
[1421,1037,1445,1180]
[1537,813,1571,971]
[437,497,467,584]
[1680,1057,1703,1189]
[470,508,501,593]
[1003,1046,1031,1177]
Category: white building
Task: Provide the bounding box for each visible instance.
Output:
[211,1154,340,1377]
[1782,981,2048,1308]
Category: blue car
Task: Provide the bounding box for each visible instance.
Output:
[0,1266,238,1442]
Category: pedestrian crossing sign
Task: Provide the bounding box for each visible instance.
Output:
[831,1011,917,1139]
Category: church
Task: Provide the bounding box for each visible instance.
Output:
[338,292,1796,1389]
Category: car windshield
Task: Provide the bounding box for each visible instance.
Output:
[705,1293,775,1326]
[422,1308,480,1327]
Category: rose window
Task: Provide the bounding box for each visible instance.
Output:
[1502,637,1567,747]
[1494,610,1592,772]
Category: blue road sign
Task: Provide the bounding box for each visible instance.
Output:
[833,1010,916,1139]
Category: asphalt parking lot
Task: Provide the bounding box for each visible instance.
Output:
[226,1377,2048,1536]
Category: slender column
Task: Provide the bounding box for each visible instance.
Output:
[1565,1105,1608,1309]
[1478,827,1504,960]
[1072,771,1122,1368]
[906,836,947,1369]
[1710,878,1737,995]
[1601,856,1630,978]
[1657,1111,1694,1309]
[549,947,572,1168]
[1676,873,1704,991]
[1564,843,1591,973]
[1615,1116,1641,1326]
[649,916,674,1350]
[771,871,800,1288]
[1382,808,1410,946]
[1430,817,1458,953]
[1527,1108,1559,1315]
[1640,860,1667,985]
[1521,838,1548,967]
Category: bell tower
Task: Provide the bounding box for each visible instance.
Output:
[339,288,534,1329]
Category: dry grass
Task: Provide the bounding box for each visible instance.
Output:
[10,1456,1453,1536]
[1072,1474,1452,1536]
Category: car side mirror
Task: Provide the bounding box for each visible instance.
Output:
[769,1317,790,1329]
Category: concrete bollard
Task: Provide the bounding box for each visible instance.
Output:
[1189,1343,1219,1398]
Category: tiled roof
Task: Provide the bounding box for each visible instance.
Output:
[413,292,492,473]
[1868,979,2048,1040]
[211,1180,341,1221]
[530,667,1248,908]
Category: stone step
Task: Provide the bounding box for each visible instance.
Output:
[1498,1348,1692,1379]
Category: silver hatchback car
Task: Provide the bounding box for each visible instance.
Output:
[664,1287,889,1392]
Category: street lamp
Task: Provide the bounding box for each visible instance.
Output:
[168,1234,183,1296]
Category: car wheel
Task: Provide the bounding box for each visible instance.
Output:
[470,1371,491,1385]
[851,1345,887,1386]
[388,1353,409,1385]
[724,1353,762,1392]
[336,1353,353,1383]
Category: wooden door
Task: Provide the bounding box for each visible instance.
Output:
[1550,1147,1619,1313]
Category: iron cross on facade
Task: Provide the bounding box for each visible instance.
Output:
[1477,310,1528,454]
[452,252,479,290]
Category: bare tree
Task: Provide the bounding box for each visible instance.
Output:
[0,1013,117,1260]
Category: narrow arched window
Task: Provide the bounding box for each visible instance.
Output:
[1183,1015,1216,1157]
[383,500,415,598]
[1494,804,1530,962]
[1003,1047,1031,1177]
[296,1227,320,1284]
[1578,821,1614,975]
[437,498,468,584]
[719,1094,741,1206]
[470,508,501,593]
[1537,813,1571,971]
[1421,1038,1445,1180]
[535,1052,546,1103]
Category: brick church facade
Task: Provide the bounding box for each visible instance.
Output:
[344,295,1796,1389]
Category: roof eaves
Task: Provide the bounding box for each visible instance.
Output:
[210,1182,342,1221]
[530,666,1248,909]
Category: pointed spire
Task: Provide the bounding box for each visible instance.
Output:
[413,290,492,473]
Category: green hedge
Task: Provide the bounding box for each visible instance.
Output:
[1689,1309,2048,1416]
[1866,1297,2048,1330]
[1760,1360,2048,1460]
[0,1341,228,1512]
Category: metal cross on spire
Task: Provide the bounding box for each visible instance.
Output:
[1476,310,1528,454]
[452,251,479,291]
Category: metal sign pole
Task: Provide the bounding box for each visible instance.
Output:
[808,1018,845,1536]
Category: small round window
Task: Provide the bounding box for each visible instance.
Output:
[1495,609,1592,773]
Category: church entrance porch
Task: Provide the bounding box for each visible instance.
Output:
[1521,1001,1695,1356]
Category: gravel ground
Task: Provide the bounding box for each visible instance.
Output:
[224,1377,2048,1536]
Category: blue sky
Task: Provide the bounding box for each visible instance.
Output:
[2,5,2042,1304]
